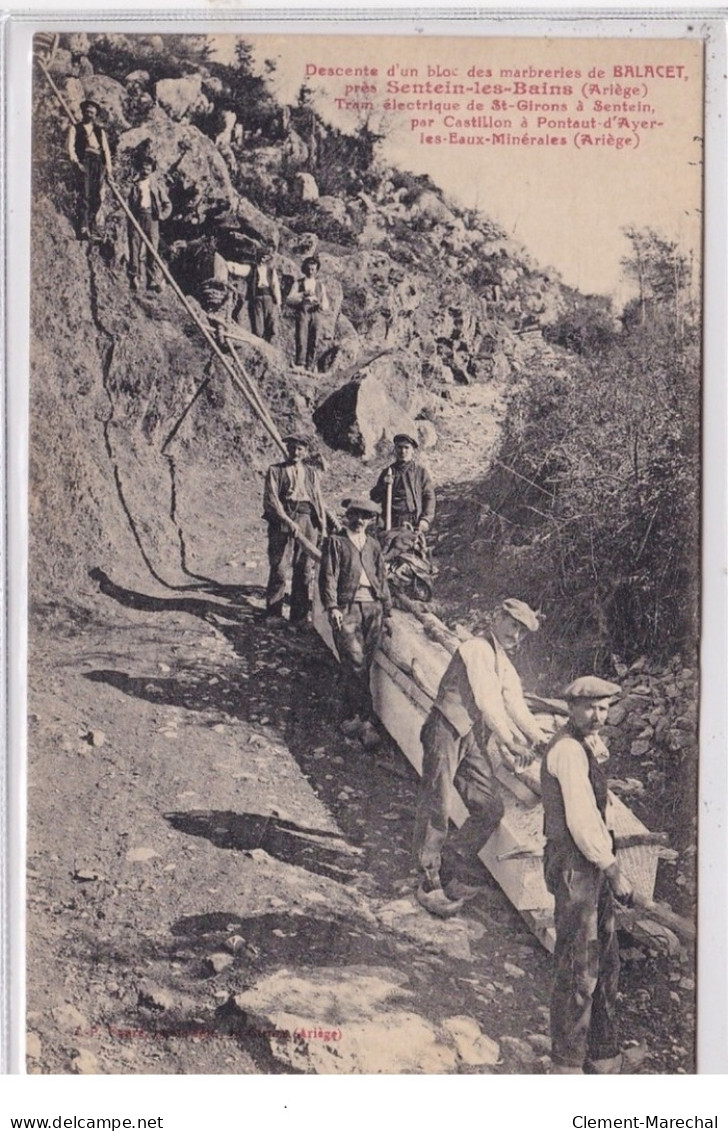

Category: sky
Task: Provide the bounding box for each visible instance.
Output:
[214,32,703,300]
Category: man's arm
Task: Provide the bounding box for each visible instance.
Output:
[319,537,340,613]
[370,468,388,506]
[100,129,113,174]
[547,740,617,870]
[459,638,522,751]
[156,179,172,221]
[500,654,549,747]
[318,282,330,312]
[271,269,282,306]
[262,465,289,524]
[418,467,436,529]
[67,125,81,167]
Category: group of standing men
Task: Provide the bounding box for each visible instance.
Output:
[263,430,433,743]
[67,101,332,372]
[263,429,635,1075]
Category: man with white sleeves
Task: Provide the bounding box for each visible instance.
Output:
[541,676,634,1074]
[413,598,549,917]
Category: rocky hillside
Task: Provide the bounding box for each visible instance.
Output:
[31,33,575,606]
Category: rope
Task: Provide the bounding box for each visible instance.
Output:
[36,52,325,565]
[36,54,289,463]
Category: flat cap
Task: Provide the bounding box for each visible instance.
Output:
[393,433,418,448]
[283,433,310,446]
[342,496,380,517]
[564,676,622,701]
[500,597,540,632]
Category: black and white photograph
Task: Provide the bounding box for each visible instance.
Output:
[22,23,707,1078]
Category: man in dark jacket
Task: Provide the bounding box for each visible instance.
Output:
[541,676,633,1075]
[263,434,331,625]
[320,498,392,742]
[127,156,172,292]
[67,99,113,239]
[370,434,436,532]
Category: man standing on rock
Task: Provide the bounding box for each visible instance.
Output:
[67,99,113,239]
[263,434,331,627]
[413,598,548,917]
[370,434,436,533]
[541,676,633,1075]
[225,244,282,343]
[127,156,172,293]
[288,256,330,372]
[319,498,392,746]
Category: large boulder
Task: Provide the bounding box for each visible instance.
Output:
[155,75,211,122]
[313,373,417,458]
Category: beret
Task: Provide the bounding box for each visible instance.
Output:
[393,433,418,448]
[564,676,622,701]
[342,496,380,517]
[501,597,540,632]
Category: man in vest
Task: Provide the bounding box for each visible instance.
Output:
[319,498,392,745]
[225,244,282,342]
[289,256,330,372]
[413,598,548,917]
[370,434,435,533]
[541,676,633,1074]
[262,434,331,626]
[67,99,113,239]
[127,156,172,293]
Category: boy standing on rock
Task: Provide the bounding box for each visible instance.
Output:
[127,156,172,292]
[288,256,330,372]
[541,676,633,1074]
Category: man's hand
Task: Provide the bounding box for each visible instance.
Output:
[416,520,430,534]
[329,609,344,632]
[605,863,634,906]
[508,739,536,770]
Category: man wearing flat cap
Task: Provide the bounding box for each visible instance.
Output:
[542,676,633,1075]
[370,434,436,533]
[263,434,333,626]
[67,99,113,239]
[319,497,392,744]
[413,597,549,917]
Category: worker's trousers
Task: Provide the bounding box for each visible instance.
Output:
[545,850,621,1068]
[333,600,384,721]
[265,506,318,623]
[81,152,104,234]
[295,308,320,369]
[413,708,504,887]
[128,211,161,287]
[250,294,278,342]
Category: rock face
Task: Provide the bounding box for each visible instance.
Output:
[155,76,211,122]
[232,965,496,1074]
[313,374,417,458]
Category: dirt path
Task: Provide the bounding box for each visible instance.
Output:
[26,563,693,1075]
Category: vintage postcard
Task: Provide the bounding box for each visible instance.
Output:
[20,22,712,1078]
